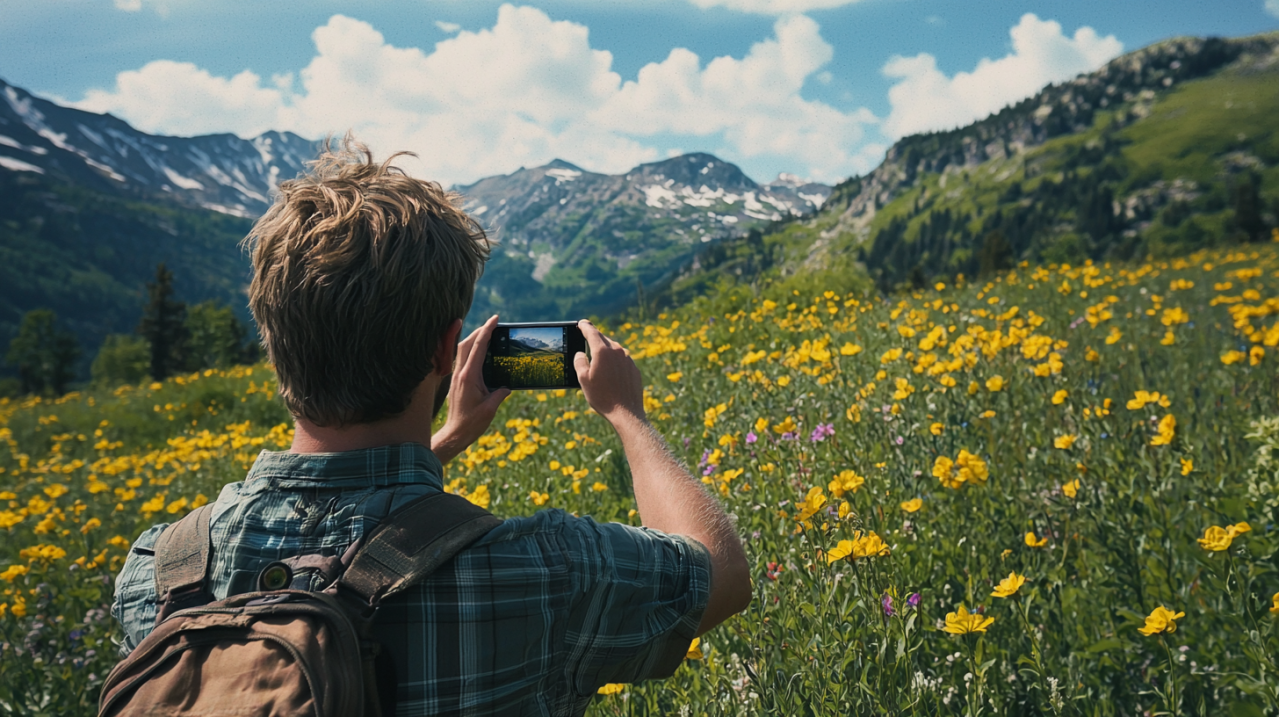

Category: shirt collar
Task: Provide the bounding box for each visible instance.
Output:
[245,442,445,490]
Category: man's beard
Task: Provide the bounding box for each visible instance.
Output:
[432,375,451,422]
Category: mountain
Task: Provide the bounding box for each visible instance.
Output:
[652,32,1279,303]
[456,153,829,322]
[1,79,314,217]
[0,74,829,375]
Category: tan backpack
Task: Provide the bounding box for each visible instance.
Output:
[99,492,501,717]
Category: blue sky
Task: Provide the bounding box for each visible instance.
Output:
[2,0,1276,186]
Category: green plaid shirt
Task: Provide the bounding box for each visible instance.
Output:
[112,443,711,716]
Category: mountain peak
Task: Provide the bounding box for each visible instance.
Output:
[631,152,758,191]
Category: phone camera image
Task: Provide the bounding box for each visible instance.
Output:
[483,325,564,390]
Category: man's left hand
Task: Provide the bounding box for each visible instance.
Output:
[432,315,511,464]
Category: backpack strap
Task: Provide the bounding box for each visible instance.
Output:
[152,504,215,622]
[337,492,501,609]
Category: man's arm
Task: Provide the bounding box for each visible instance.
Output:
[574,320,752,634]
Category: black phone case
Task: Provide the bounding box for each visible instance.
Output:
[482,321,585,391]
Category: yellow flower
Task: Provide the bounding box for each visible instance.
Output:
[597,683,626,695]
[1054,434,1077,450]
[1160,330,1175,346]
[991,571,1027,598]
[838,501,851,519]
[933,455,961,489]
[1137,606,1185,636]
[1197,525,1233,551]
[773,416,797,434]
[1221,350,1246,365]
[565,440,578,450]
[955,450,988,485]
[1228,521,1252,538]
[667,372,682,382]
[1025,531,1047,548]
[986,375,1004,392]
[591,482,608,492]
[1052,389,1068,405]
[828,469,865,498]
[1062,479,1080,498]
[980,410,996,419]
[1151,414,1176,446]
[853,531,891,558]
[755,417,770,433]
[968,380,980,396]
[549,460,561,471]
[929,422,944,436]
[901,498,923,513]
[529,491,549,506]
[1180,458,1193,476]
[827,539,855,564]
[1271,592,1279,615]
[840,342,862,356]
[686,637,704,660]
[0,564,29,582]
[1251,346,1265,366]
[943,605,995,635]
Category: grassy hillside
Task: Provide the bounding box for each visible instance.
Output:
[653,34,1279,303]
[3,245,1279,714]
[0,171,256,381]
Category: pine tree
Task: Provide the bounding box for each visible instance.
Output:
[185,300,251,370]
[1230,172,1266,243]
[5,309,81,396]
[137,263,188,381]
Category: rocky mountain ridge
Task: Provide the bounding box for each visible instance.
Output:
[0,79,314,218]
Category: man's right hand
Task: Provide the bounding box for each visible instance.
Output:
[574,320,646,427]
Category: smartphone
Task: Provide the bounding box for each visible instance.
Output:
[482,321,586,391]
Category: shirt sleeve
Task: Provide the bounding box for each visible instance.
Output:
[111,524,167,655]
[557,515,712,694]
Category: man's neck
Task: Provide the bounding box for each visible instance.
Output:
[289,379,439,454]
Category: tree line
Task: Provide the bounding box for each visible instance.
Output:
[2,263,257,397]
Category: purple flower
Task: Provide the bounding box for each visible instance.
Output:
[702,464,717,476]
[809,423,835,442]
[881,593,895,616]
[683,437,690,448]
[894,435,905,445]
[745,431,758,444]
[907,592,921,608]
[699,449,711,467]
[781,431,798,441]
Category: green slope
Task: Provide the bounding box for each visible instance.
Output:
[0,171,255,378]
[643,33,1278,305]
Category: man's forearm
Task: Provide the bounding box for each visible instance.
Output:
[610,412,751,632]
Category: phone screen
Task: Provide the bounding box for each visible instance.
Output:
[482,322,586,391]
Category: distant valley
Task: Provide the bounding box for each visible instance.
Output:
[3,29,1277,381]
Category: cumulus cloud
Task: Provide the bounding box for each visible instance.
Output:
[881,13,1122,139]
[1266,0,1279,19]
[683,0,864,14]
[73,5,876,184]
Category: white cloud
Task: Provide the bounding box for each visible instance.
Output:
[881,13,1122,139]
[684,0,864,14]
[434,20,461,33]
[113,0,142,10]
[73,5,876,184]
[1266,0,1279,19]
[592,14,877,181]
[79,61,287,137]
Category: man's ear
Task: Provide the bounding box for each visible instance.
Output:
[433,318,464,377]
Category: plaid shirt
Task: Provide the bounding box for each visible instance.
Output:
[112,443,711,716]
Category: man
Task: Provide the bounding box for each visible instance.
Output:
[111,138,752,715]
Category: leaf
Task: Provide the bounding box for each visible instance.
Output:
[1085,637,1126,653]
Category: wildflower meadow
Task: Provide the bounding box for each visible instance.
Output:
[4,242,1279,715]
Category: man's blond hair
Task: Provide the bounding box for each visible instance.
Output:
[246,136,490,426]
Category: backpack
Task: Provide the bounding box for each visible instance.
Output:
[99,491,501,717]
